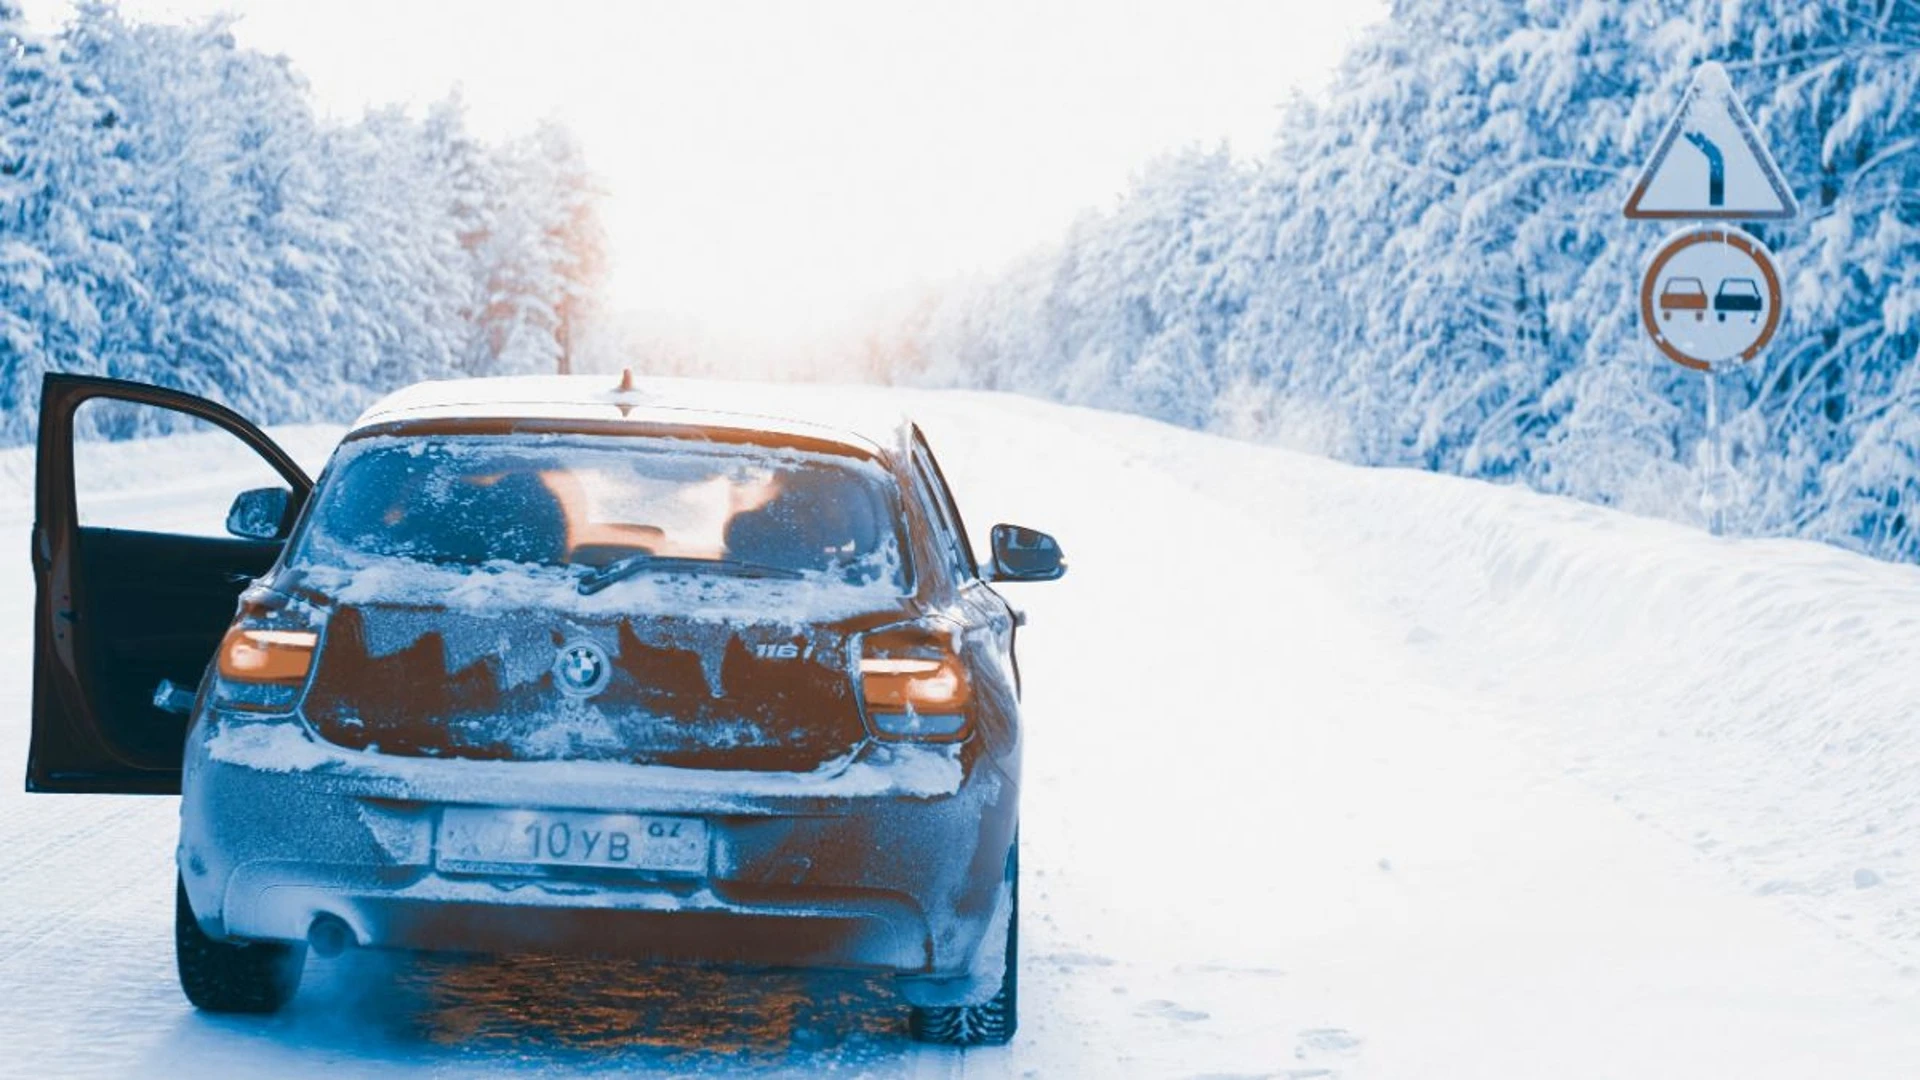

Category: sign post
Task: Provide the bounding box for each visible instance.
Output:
[1624,61,1797,536]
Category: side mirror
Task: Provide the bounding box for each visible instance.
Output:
[988,523,1065,582]
[226,487,295,542]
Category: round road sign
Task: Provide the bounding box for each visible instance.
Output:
[1639,225,1782,371]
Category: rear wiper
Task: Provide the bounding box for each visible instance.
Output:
[576,553,804,595]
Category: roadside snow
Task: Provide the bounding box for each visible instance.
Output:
[0,424,344,507]
[1096,400,1920,972]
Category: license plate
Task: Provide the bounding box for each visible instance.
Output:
[436,806,709,876]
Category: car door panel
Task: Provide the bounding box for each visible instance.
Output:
[77,529,282,766]
[26,374,311,795]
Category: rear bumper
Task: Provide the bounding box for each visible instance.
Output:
[177,714,1018,992]
[219,868,932,971]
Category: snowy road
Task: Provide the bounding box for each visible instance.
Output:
[1,390,1918,1078]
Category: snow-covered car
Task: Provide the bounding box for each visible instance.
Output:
[25,372,1064,1046]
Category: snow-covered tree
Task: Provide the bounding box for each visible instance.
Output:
[471,122,605,376]
[903,0,1920,563]
[0,3,606,443]
[0,1,143,429]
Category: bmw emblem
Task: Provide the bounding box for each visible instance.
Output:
[553,640,611,698]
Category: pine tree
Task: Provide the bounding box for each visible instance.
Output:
[0,1,142,438]
[903,0,1920,562]
[0,4,606,442]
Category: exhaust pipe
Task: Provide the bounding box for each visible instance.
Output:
[307,914,356,958]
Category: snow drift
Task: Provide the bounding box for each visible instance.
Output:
[1092,395,1920,970]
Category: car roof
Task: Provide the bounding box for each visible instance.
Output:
[352,374,913,459]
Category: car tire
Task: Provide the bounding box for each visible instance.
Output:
[175,876,305,1014]
[908,841,1018,1047]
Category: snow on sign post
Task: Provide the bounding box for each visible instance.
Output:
[1622,61,1798,535]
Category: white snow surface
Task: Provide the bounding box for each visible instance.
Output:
[1,390,1918,1077]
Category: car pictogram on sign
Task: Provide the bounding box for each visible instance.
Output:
[1713,278,1763,323]
[1659,276,1709,321]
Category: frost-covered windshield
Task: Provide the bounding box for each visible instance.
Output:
[292,434,906,587]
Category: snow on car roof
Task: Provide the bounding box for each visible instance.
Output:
[352,374,913,456]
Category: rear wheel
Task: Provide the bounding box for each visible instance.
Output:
[175,876,305,1013]
[908,843,1018,1046]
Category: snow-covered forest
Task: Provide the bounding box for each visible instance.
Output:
[893,1,1920,563]
[0,2,602,442]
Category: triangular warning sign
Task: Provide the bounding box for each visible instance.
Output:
[1624,62,1799,221]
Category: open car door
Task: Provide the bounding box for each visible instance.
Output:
[26,375,313,794]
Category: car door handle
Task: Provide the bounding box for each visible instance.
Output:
[1010,608,1028,628]
[152,679,195,716]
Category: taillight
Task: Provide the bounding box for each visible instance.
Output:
[217,628,318,684]
[857,623,972,741]
[210,599,323,713]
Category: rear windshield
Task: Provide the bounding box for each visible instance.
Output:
[290,434,906,587]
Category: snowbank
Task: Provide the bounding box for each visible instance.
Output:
[0,423,345,509]
[1121,407,1920,969]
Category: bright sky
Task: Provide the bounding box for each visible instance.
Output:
[27,1,1382,355]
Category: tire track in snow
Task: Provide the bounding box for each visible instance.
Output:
[0,561,177,970]
[0,797,175,969]
[906,1044,966,1080]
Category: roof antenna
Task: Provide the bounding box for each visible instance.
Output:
[616,366,636,393]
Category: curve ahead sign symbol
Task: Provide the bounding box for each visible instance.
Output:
[1681,131,1724,207]
[1623,62,1797,221]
